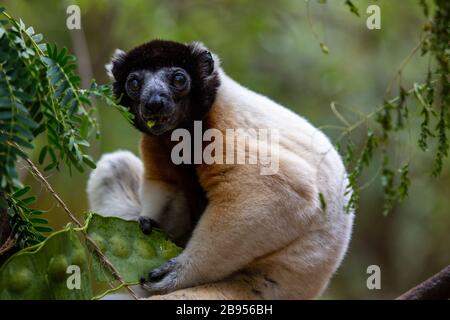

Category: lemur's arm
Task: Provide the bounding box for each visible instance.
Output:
[142,164,319,294]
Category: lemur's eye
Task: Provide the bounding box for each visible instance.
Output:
[172,72,187,89]
[128,78,140,92]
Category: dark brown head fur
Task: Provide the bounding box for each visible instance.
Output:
[108,40,220,135]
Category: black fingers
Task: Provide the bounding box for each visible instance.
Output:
[138,216,158,235]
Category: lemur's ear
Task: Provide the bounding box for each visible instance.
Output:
[188,42,217,77]
[105,49,126,80]
[187,42,220,119]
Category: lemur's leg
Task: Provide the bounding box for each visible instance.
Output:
[87,151,143,220]
[141,165,319,294]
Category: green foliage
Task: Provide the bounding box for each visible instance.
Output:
[344,131,378,213]
[416,80,435,151]
[424,1,450,177]
[339,0,449,214]
[7,185,48,247]
[0,214,181,299]
[0,9,127,249]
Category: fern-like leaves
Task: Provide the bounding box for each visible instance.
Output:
[0,9,125,248]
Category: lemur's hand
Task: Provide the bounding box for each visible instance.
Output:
[138,216,158,235]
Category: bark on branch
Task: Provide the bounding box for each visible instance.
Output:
[0,193,16,265]
[0,200,9,245]
[397,264,450,300]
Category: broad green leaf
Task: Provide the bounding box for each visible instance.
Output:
[0,227,93,299]
[86,213,182,283]
[0,214,181,299]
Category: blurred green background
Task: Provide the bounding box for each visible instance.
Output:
[1,0,448,299]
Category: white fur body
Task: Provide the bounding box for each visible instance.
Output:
[88,65,354,299]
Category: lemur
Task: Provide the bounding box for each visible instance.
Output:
[87,40,354,299]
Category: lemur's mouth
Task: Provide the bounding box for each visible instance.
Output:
[143,114,172,129]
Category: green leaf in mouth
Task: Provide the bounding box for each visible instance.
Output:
[146,119,156,128]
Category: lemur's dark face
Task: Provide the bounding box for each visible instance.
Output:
[107,40,220,135]
[124,67,192,135]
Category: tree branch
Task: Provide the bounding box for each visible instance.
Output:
[0,192,16,265]
[397,264,450,300]
[0,197,10,245]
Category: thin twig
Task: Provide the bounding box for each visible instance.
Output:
[384,33,426,98]
[334,80,438,145]
[92,281,140,300]
[24,157,83,227]
[306,0,328,53]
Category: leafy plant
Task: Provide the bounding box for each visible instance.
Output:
[0,8,127,249]
[332,0,449,214]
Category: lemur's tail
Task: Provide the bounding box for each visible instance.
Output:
[87,150,142,220]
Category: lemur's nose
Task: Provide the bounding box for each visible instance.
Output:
[146,94,165,113]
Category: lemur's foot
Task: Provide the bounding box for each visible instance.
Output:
[141,258,180,294]
[138,216,158,235]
